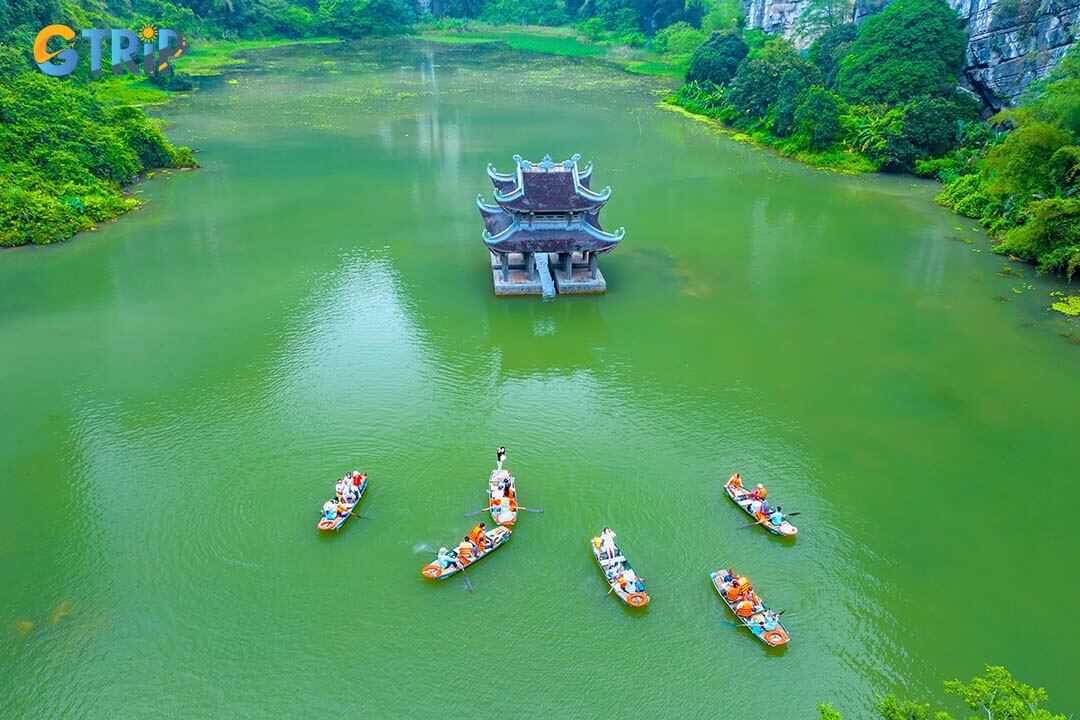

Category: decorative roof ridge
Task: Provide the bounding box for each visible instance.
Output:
[486,163,516,183]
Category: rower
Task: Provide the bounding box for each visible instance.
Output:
[726,473,743,492]
[436,546,459,570]
[599,527,617,560]
[622,568,644,593]
[322,500,337,521]
[769,505,785,527]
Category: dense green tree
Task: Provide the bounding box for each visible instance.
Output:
[317,0,413,36]
[793,85,844,150]
[685,30,747,86]
[982,121,1070,200]
[836,0,966,105]
[653,21,706,55]
[807,23,856,89]
[726,38,817,124]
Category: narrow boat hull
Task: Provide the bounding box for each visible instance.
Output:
[723,481,797,536]
[488,468,518,526]
[421,526,512,580]
[317,477,368,532]
[591,533,649,608]
[710,569,789,647]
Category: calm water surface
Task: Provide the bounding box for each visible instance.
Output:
[1,41,1077,718]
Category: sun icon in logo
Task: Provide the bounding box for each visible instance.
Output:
[137,24,159,44]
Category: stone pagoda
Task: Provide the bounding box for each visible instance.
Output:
[476,154,624,296]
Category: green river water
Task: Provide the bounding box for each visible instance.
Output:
[2,40,1078,719]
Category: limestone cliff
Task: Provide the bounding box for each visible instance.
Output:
[742,0,1079,108]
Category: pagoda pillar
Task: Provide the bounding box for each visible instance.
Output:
[589,252,597,279]
[500,253,509,282]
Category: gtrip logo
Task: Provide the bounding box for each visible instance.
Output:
[33,24,188,77]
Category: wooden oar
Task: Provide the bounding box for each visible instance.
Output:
[517,507,544,513]
[459,563,475,592]
[464,507,492,518]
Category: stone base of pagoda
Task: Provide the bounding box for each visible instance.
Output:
[548,251,606,294]
[490,252,543,296]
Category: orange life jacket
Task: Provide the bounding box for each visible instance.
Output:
[736,600,754,617]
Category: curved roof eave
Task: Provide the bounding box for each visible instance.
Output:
[582,222,624,242]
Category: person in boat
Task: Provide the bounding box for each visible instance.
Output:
[769,505,785,527]
[599,528,617,560]
[749,484,767,501]
[724,578,743,602]
[622,568,644,593]
[468,523,491,552]
[496,446,507,471]
[436,546,460,571]
[322,500,338,522]
[456,536,478,563]
[726,473,744,493]
[335,475,350,502]
[735,599,755,618]
[340,476,361,505]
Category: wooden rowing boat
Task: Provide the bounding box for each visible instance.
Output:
[590,532,650,608]
[710,569,790,647]
[488,468,518,526]
[317,474,367,532]
[421,526,512,579]
[723,478,798,536]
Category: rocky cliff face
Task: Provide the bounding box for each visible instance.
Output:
[742,0,1080,108]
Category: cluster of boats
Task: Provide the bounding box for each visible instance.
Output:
[315,458,798,649]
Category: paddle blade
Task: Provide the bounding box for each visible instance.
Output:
[461,570,475,593]
[464,508,488,518]
[523,507,544,513]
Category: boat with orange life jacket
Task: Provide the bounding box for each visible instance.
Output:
[710,568,789,647]
[317,472,368,532]
[488,468,518,526]
[723,473,798,537]
[421,525,512,580]
[591,531,650,608]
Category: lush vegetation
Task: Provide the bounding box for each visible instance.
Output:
[0,43,195,247]
[820,666,1067,720]
[927,52,1080,278]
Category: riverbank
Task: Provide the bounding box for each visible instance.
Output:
[418,23,685,78]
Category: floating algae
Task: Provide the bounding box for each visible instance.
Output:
[12,620,34,638]
[998,264,1024,278]
[50,599,74,624]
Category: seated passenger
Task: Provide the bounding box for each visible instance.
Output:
[726,473,743,492]
[456,537,477,563]
[769,506,785,527]
[468,523,490,551]
[749,483,767,501]
[622,568,644,593]
[335,476,349,502]
[322,500,338,521]
[735,599,754,618]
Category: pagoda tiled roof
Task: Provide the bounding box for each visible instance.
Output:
[487,154,608,214]
[476,196,623,255]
